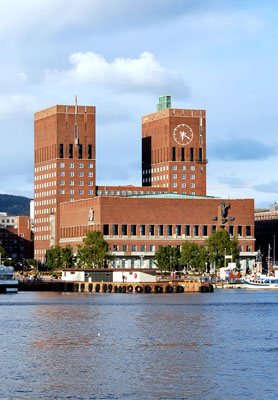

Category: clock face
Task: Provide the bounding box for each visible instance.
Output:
[173,124,193,145]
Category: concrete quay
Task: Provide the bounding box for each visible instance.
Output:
[18,280,213,293]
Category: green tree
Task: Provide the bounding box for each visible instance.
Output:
[0,245,7,261]
[180,242,209,273]
[60,245,75,268]
[76,231,113,268]
[46,245,61,271]
[154,245,180,271]
[206,229,239,269]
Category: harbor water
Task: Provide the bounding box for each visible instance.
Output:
[1,290,278,399]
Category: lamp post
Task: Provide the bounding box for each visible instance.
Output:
[268,244,271,275]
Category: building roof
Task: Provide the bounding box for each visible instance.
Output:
[130,193,216,200]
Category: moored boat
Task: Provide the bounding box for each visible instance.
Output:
[243,275,278,289]
[0,265,18,293]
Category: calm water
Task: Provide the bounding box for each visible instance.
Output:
[1,290,278,399]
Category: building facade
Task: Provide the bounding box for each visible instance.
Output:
[34,96,255,266]
[0,215,32,261]
[34,100,96,260]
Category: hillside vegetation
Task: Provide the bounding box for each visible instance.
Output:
[0,194,32,216]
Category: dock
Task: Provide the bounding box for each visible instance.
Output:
[18,280,213,293]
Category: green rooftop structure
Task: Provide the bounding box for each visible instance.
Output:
[157,94,171,111]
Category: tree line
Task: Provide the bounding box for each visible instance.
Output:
[17,228,239,272]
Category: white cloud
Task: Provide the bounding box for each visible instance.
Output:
[0,94,38,119]
[44,51,189,96]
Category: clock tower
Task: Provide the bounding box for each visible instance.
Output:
[142,95,207,196]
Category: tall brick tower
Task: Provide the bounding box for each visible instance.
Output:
[34,99,96,261]
[142,95,207,196]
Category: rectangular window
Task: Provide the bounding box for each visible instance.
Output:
[69,189,74,194]
[78,189,84,194]
[78,181,84,186]
[190,174,195,179]
[122,224,127,235]
[59,162,65,168]
[190,166,195,171]
[202,225,208,236]
[103,224,109,235]
[211,225,216,233]
[172,165,177,170]
[113,224,118,235]
[193,225,199,236]
[88,190,93,195]
[167,225,172,236]
[131,225,136,235]
[228,225,234,236]
[88,181,93,186]
[59,189,65,194]
[190,148,194,161]
[176,225,181,236]
[172,174,177,179]
[181,183,186,188]
[69,180,74,186]
[69,144,73,159]
[150,244,155,252]
[237,226,242,236]
[140,245,146,252]
[190,183,195,188]
[172,147,176,161]
[199,148,203,161]
[181,174,186,179]
[181,165,186,170]
[69,162,74,168]
[140,224,146,235]
[123,245,127,251]
[246,226,251,236]
[149,225,154,236]
[78,144,82,159]
[131,245,136,252]
[60,171,65,176]
[88,163,93,168]
[158,225,164,236]
[78,163,84,168]
[78,172,84,177]
[181,147,185,161]
[113,245,118,251]
[59,180,65,185]
[185,225,190,236]
[59,144,63,158]
[88,144,92,159]
[69,171,74,177]
[88,172,93,177]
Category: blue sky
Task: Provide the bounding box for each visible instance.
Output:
[0,0,277,208]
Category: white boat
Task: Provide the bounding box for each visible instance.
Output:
[0,265,18,293]
[243,275,278,289]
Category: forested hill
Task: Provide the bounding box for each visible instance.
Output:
[0,194,32,216]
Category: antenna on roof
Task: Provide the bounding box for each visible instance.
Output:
[74,95,78,144]
[75,95,78,115]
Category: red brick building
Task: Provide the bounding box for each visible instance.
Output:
[34,96,255,265]
[0,215,32,261]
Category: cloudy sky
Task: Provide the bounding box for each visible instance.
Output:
[0,0,277,208]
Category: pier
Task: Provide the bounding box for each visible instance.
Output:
[18,280,213,293]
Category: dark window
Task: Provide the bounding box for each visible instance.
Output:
[190,148,194,161]
[199,148,203,161]
[202,225,208,236]
[88,144,92,159]
[78,144,82,159]
[185,225,190,236]
[228,225,234,236]
[167,225,172,236]
[246,226,251,236]
[181,148,185,161]
[112,224,118,235]
[193,225,199,236]
[103,224,109,235]
[122,224,127,235]
[176,225,181,236]
[122,244,127,251]
[140,224,145,235]
[149,225,154,236]
[69,144,73,159]
[59,144,63,158]
[237,226,242,236]
[172,147,176,161]
[211,225,216,233]
[131,225,136,236]
[158,225,164,236]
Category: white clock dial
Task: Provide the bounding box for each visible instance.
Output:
[173,124,193,145]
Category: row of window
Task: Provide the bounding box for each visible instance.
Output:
[59,144,93,160]
[104,224,252,237]
[143,165,195,175]
[59,171,93,177]
[59,189,94,195]
[35,163,56,173]
[35,172,56,181]
[59,162,94,168]
[142,174,195,183]
[59,180,94,186]
[111,243,252,252]
[172,147,203,162]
